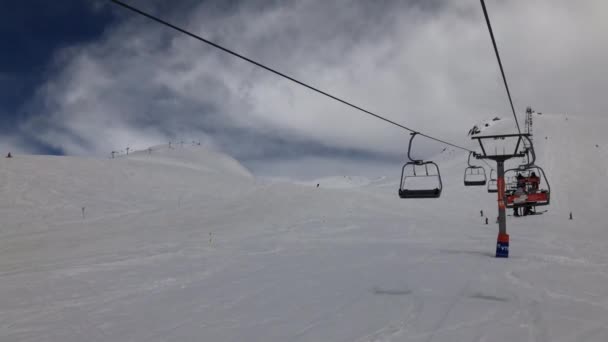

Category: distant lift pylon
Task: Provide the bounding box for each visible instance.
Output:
[399,133,443,199]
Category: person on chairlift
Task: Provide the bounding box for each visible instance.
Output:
[529,172,540,192]
[513,173,526,216]
[516,173,526,190]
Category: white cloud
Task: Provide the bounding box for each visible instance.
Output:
[19,0,608,167]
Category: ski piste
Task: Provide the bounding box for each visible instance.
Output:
[1,113,606,341]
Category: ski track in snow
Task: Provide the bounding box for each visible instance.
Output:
[2,114,608,341]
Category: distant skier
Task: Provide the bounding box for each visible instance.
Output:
[5,152,11,158]
[569,212,573,220]
[485,217,489,225]
[480,210,484,217]
[316,183,319,188]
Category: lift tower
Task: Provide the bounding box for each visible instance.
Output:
[471,133,530,257]
[525,106,534,141]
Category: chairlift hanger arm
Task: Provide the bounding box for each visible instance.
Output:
[467,151,482,167]
[523,135,536,166]
[407,132,422,163]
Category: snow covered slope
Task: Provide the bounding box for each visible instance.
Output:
[531,113,607,216]
[2,114,608,342]
[296,176,383,189]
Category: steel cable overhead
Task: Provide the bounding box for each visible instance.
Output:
[110,0,479,153]
[480,0,522,134]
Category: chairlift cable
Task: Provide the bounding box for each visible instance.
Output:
[479,0,522,134]
[110,0,477,153]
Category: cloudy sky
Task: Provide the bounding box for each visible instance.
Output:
[2,0,607,177]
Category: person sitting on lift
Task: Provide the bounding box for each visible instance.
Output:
[529,172,540,192]
[513,173,526,217]
[513,187,525,216]
[516,173,526,190]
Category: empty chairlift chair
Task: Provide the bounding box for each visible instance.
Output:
[399,133,443,199]
[464,152,487,186]
[487,169,498,193]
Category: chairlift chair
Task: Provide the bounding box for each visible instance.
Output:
[504,165,550,208]
[504,146,550,209]
[487,169,498,193]
[464,152,487,186]
[487,179,498,193]
[399,133,443,199]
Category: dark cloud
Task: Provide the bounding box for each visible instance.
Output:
[0,0,117,151]
[4,0,607,176]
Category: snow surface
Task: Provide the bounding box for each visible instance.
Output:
[297,176,379,189]
[1,113,608,341]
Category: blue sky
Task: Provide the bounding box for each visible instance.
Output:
[1,1,115,136]
[2,0,607,177]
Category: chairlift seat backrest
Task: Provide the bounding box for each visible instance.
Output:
[463,152,487,186]
[464,166,487,186]
[487,179,498,193]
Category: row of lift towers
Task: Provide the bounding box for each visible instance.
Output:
[398,107,550,258]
